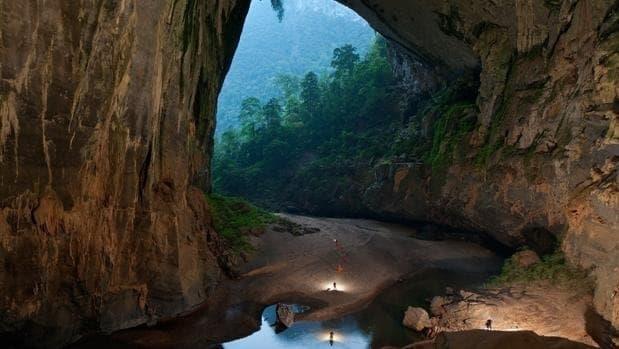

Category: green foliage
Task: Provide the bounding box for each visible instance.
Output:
[425,102,477,170]
[474,96,508,168]
[274,74,300,99]
[488,251,593,292]
[270,0,285,21]
[216,0,375,133]
[263,98,283,129]
[389,78,478,171]
[331,44,360,76]
[213,38,487,210]
[206,194,276,252]
[300,71,321,122]
[213,38,398,208]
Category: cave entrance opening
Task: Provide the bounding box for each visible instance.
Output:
[211,0,385,214]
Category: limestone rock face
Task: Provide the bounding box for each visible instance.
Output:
[0,0,249,347]
[337,0,481,72]
[403,307,431,331]
[336,0,618,329]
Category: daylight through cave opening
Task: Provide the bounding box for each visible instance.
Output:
[210,0,469,219]
[0,0,616,347]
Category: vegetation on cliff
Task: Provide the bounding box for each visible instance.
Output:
[390,78,479,170]
[488,250,593,292]
[207,194,276,252]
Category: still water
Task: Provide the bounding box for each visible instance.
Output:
[224,305,371,349]
[223,269,492,349]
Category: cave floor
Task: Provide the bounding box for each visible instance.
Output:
[75,215,501,348]
[237,213,503,321]
[72,215,600,348]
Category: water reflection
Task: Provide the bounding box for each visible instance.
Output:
[224,305,371,348]
[224,270,492,349]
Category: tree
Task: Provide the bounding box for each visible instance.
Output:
[282,96,302,127]
[212,37,402,210]
[239,97,262,138]
[263,98,282,130]
[300,72,320,118]
[274,74,300,99]
[219,130,240,157]
[331,44,360,76]
[270,0,284,22]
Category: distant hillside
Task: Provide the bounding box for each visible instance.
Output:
[216,0,375,134]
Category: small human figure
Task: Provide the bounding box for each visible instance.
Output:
[329,331,334,346]
[333,282,337,290]
[485,319,492,330]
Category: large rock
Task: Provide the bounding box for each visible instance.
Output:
[0,0,250,347]
[403,307,431,331]
[512,250,542,268]
[431,285,600,346]
[276,303,295,328]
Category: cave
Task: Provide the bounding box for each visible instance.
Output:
[0,0,617,348]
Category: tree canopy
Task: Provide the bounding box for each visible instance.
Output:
[216,0,375,134]
[213,38,401,207]
[270,0,284,21]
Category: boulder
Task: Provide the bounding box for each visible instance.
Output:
[512,250,541,268]
[430,296,448,316]
[276,303,295,328]
[403,307,431,331]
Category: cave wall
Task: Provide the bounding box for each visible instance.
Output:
[0,0,616,346]
[337,0,618,328]
[0,0,250,347]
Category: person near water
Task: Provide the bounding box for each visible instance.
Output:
[485,319,492,330]
[329,331,334,346]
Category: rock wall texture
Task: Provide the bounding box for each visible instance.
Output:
[0,0,249,347]
[0,0,617,346]
[337,0,618,329]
